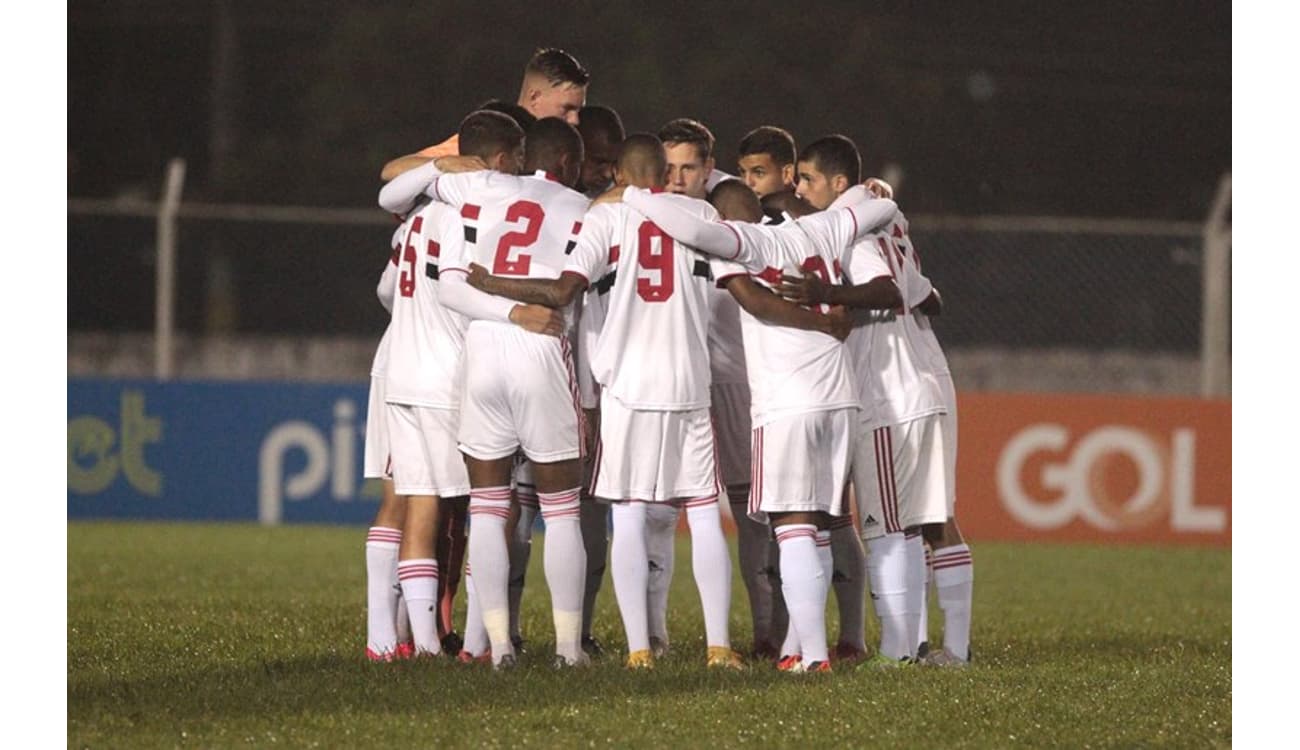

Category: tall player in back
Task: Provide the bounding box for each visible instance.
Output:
[418,118,593,669]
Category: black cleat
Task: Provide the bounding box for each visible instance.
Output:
[916,641,931,660]
[511,635,527,654]
[581,635,605,657]
[441,631,464,655]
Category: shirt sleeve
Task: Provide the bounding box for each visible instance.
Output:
[801,187,899,253]
[376,257,399,314]
[378,161,440,216]
[428,170,488,211]
[438,270,518,323]
[562,207,613,284]
[624,187,746,261]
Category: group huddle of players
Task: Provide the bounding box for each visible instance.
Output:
[361,48,975,673]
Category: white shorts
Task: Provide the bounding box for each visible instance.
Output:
[854,414,948,540]
[938,375,958,516]
[457,325,582,463]
[386,404,471,497]
[748,408,855,524]
[364,375,391,479]
[710,381,753,489]
[589,394,722,502]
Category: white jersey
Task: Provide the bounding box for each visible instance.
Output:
[714,212,864,427]
[901,245,952,381]
[707,287,747,384]
[433,169,590,333]
[383,201,470,408]
[369,226,404,378]
[563,198,728,410]
[836,202,945,429]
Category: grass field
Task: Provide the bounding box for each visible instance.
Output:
[68,522,1230,748]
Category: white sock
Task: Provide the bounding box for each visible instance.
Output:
[815,529,833,584]
[508,500,538,643]
[731,489,774,646]
[580,497,609,639]
[396,594,411,648]
[397,558,440,655]
[867,532,912,660]
[645,502,678,645]
[932,543,974,660]
[610,502,650,653]
[918,545,933,650]
[462,564,489,657]
[830,519,867,651]
[903,531,926,658]
[539,488,586,661]
[685,497,732,648]
[468,486,514,664]
[365,527,402,656]
[776,524,829,665]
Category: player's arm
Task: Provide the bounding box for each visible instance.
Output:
[378,156,486,215]
[916,288,942,317]
[622,186,748,261]
[439,272,565,336]
[376,256,399,314]
[721,274,852,342]
[466,264,588,308]
[380,154,434,182]
[777,272,902,311]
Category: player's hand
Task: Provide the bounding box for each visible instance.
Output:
[434,155,488,173]
[466,262,490,290]
[864,177,894,200]
[509,303,565,337]
[823,305,853,342]
[777,270,828,306]
[591,185,627,205]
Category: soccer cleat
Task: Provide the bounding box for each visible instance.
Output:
[366,647,396,663]
[625,649,655,670]
[830,643,868,665]
[706,646,746,670]
[581,635,605,658]
[395,641,415,660]
[649,636,671,659]
[916,640,931,660]
[493,653,518,672]
[776,654,805,673]
[804,660,832,674]
[440,631,464,655]
[552,652,592,670]
[457,650,491,665]
[921,647,969,668]
[511,635,527,654]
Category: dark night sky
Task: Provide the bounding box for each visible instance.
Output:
[68,0,1230,220]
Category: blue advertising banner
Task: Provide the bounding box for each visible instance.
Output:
[68,379,384,525]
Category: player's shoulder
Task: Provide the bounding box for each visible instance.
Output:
[658,191,720,221]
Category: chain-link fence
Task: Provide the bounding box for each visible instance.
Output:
[68,199,1227,394]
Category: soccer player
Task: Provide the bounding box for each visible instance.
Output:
[466,134,756,670]
[380,48,589,180]
[620,177,900,673]
[363,233,412,662]
[781,135,950,666]
[576,105,625,199]
[737,125,798,198]
[416,117,593,669]
[382,112,565,658]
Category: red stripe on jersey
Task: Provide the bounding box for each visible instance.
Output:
[571,221,583,235]
[460,203,481,221]
[609,244,620,263]
[847,205,860,240]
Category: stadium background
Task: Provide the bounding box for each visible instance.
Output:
[68,0,1230,546]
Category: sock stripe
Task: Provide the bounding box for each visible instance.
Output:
[904,528,922,539]
[932,557,973,571]
[775,529,817,543]
[828,515,854,530]
[471,487,513,500]
[682,494,718,509]
[931,550,973,562]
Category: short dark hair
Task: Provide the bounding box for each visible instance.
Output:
[525,47,590,87]
[707,179,762,222]
[458,110,525,162]
[617,132,667,178]
[739,126,797,167]
[525,117,584,173]
[477,99,537,131]
[577,105,625,144]
[798,135,861,184]
[658,118,715,162]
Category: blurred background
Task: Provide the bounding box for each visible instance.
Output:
[66,0,1231,395]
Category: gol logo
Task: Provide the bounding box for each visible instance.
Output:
[996,424,1225,533]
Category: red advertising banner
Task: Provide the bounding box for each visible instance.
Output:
[953,392,1230,546]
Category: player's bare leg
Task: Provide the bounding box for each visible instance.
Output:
[531,457,589,667]
[579,493,609,655]
[644,502,679,656]
[728,483,776,658]
[924,517,973,664]
[464,455,517,667]
[398,494,443,656]
[365,481,409,660]
[436,496,469,653]
[829,486,868,660]
[772,510,833,671]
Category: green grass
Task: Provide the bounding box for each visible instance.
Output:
[68,522,1230,748]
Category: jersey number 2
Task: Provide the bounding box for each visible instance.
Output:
[636,221,675,303]
[493,200,545,276]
